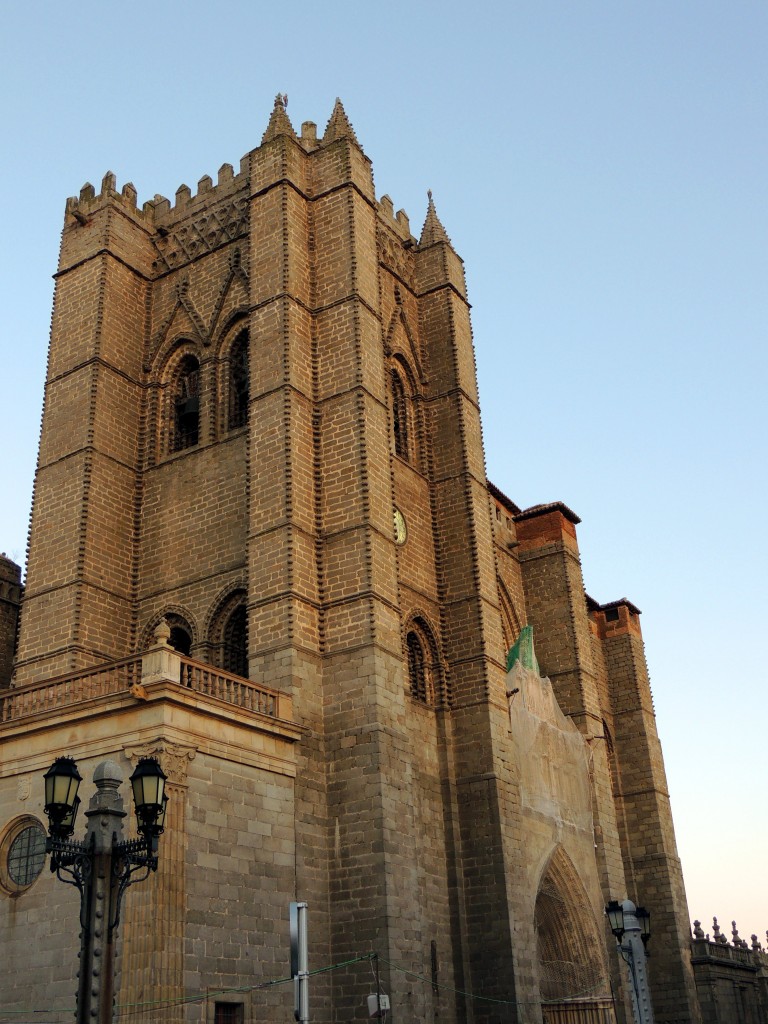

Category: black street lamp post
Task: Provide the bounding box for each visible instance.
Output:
[43,756,168,1024]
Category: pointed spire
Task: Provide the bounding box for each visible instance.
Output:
[322,98,359,146]
[419,190,452,248]
[262,93,297,144]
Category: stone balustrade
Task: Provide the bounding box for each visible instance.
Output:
[0,656,142,722]
[0,647,291,725]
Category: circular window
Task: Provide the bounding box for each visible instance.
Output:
[0,817,47,896]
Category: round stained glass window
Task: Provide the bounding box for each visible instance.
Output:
[8,824,46,886]
[1,817,47,895]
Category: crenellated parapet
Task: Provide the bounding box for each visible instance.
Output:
[61,98,450,292]
[64,160,250,229]
[64,170,143,224]
[377,194,414,242]
[377,195,417,288]
[62,162,250,281]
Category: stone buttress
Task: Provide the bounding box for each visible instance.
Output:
[3,97,704,1024]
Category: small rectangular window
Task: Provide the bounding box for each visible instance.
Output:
[215,1003,244,1024]
[604,608,620,622]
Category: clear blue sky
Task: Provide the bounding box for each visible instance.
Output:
[2,2,766,943]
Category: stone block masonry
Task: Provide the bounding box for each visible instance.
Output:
[0,96,703,1024]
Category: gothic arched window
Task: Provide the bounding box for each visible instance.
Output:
[405,617,443,705]
[172,355,200,451]
[407,630,427,702]
[223,604,248,678]
[228,329,249,430]
[169,626,192,656]
[391,369,409,461]
[165,616,193,656]
[207,589,248,677]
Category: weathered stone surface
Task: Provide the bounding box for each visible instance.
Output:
[0,100,702,1024]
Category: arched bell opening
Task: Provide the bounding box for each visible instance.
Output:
[206,589,249,679]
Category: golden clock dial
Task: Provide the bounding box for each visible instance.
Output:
[393,508,407,545]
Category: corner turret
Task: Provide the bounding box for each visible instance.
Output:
[419,190,452,247]
[261,92,298,144]
[414,191,466,298]
[322,97,360,146]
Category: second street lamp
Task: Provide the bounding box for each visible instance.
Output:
[605,898,655,1024]
[635,905,652,948]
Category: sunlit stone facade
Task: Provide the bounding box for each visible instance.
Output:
[0,98,703,1024]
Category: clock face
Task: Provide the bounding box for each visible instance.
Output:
[393,508,407,546]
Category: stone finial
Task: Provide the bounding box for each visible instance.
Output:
[154,618,171,646]
[322,97,359,146]
[262,92,298,144]
[713,917,727,944]
[751,934,761,951]
[732,921,743,947]
[88,761,127,848]
[419,190,452,248]
[89,759,125,812]
[693,920,705,939]
[93,759,124,788]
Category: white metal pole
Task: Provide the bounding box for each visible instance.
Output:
[292,901,309,1024]
[619,900,655,1024]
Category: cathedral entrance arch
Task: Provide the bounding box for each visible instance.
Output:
[535,847,616,1024]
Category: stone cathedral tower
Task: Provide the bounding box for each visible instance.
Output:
[0,98,701,1024]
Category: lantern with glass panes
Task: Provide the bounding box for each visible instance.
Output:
[606,900,652,947]
[605,899,655,1024]
[43,755,168,926]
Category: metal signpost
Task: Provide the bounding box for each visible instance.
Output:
[290,901,309,1024]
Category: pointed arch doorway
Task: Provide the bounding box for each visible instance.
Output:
[535,848,617,1024]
